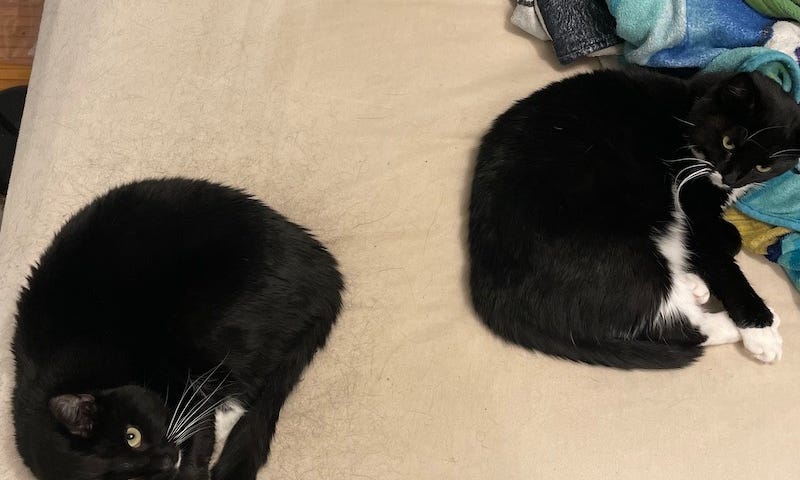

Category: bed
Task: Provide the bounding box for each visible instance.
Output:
[0,1,797,478]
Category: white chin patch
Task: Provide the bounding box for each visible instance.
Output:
[709,171,725,188]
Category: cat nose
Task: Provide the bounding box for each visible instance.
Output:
[722,173,736,185]
[721,168,743,186]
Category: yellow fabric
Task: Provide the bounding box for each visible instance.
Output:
[725,208,790,254]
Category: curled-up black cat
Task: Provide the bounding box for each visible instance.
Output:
[12,178,344,479]
[468,69,799,369]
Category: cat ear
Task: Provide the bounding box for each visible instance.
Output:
[717,73,756,110]
[49,394,96,438]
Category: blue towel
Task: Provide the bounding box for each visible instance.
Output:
[607,0,773,67]
[608,0,800,110]
[736,165,800,230]
[736,166,800,290]
[705,47,800,101]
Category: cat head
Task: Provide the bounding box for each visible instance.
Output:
[689,72,800,188]
[49,385,179,479]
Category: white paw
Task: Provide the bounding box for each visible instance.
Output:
[739,309,783,363]
[681,273,710,305]
[699,312,740,346]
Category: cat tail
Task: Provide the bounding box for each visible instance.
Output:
[211,321,337,480]
[488,322,703,370]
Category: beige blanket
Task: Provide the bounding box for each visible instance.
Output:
[0,1,797,479]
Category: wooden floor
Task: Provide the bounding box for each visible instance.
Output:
[0,63,30,89]
[0,1,43,89]
[0,2,41,224]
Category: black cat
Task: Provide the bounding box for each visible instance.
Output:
[12,178,343,479]
[468,69,799,369]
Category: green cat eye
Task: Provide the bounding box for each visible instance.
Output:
[722,135,735,150]
[125,426,142,448]
[755,164,772,173]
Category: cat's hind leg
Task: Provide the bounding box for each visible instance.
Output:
[695,312,741,346]
[681,272,710,306]
[683,268,782,361]
[662,274,740,347]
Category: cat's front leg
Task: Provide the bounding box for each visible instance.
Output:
[176,424,216,480]
[692,249,782,363]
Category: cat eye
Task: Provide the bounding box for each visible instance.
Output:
[755,164,772,173]
[125,426,142,448]
[722,135,735,150]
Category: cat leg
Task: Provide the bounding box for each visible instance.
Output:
[667,276,739,346]
[211,382,292,480]
[211,367,305,480]
[698,265,782,362]
[690,233,782,362]
[694,312,741,346]
[680,272,710,305]
[177,423,216,480]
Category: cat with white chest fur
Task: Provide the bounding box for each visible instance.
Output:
[468,69,796,369]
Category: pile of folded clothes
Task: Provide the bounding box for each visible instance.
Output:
[513,0,800,98]
[512,0,800,291]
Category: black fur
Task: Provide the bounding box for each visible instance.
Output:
[12,178,343,479]
[468,69,800,369]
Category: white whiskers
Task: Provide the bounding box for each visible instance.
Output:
[675,167,712,201]
[166,364,222,439]
[171,373,232,441]
[675,164,709,179]
[770,148,800,158]
[664,156,707,162]
[665,154,714,207]
[166,358,236,445]
[665,156,714,168]
[746,125,786,141]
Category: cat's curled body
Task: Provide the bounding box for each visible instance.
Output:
[12,178,343,479]
[468,69,799,369]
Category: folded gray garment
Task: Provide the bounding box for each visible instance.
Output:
[512,0,621,64]
[511,1,551,41]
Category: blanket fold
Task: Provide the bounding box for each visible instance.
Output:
[746,0,800,21]
[705,46,800,100]
[608,0,774,67]
[732,166,800,291]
